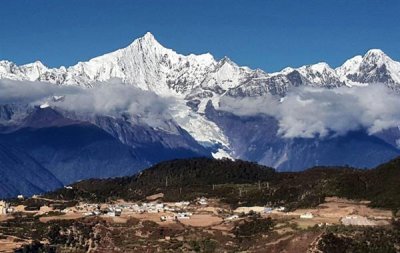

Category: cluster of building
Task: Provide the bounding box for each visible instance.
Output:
[234,206,287,215]
[160,212,193,221]
[109,201,191,214]
[264,206,286,214]
[60,199,199,218]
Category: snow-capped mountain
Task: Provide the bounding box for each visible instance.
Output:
[1,32,400,174]
[336,49,400,89]
[2,33,400,97]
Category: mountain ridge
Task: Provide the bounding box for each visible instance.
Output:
[1,33,400,98]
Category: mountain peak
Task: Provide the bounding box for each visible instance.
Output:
[22,60,46,69]
[137,32,160,46]
[219,56,236,66]
[363,49,390,64]
[141,32,156,41]
[365,48,386,56]
[125,32,163,51]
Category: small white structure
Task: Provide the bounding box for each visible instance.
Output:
[176,212,192,220]
[300,212,314,219]
[147,209,158,213]
[17,195,24,200]
[84,212,94,216]
[225,215,239,221]
[160,215,176,222]
[198,197,208,205]
[0,201,10,215]
[175,201,190,208]
[155,203,164,211]
[115,208,122,216]
[107,212,116,217]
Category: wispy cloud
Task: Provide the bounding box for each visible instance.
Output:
[219,85,400,138]
[0,79,176,128]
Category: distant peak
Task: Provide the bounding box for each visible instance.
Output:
[300,62,332,72]
[365,48,385,56]
[219,56,237,66]
[25,60,46,68]
[142,32,156,41]
[364,49,388,60]
[137,32,160,45]
[362,49,392,65]
[127,31,164,50]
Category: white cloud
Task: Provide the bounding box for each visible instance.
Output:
[2,79,400,139]
[0,79,176,128]
[219,85,400,138]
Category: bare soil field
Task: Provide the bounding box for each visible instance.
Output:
[179,214,223,227]
[265,197,392,229]
[0,216,13,222]
[39,213,84,223]
[0,237,30,253]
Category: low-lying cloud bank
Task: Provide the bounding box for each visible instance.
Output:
[0,79,176,128]
[2,79,400,139]
[219,85,400,138]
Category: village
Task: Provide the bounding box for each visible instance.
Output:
[0,193,396,252]
[0,194,393,229]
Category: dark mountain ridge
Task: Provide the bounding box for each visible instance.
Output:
[0,106,212,198]
[45,157,400,211]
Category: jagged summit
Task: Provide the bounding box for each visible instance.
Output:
[126,32,165,52]
[142,31,156,40]
[1,33,400,96]
[336,49,400,86]
[365,48,386,57]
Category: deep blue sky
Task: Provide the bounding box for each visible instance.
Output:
[1,0,399,72]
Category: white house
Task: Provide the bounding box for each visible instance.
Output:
[225,215,239,221]
[0,201,10,215]
[198,197,208,205]
[300,212,314,219]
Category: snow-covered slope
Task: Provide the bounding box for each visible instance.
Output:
[0,60,49,81]
[2,33,400,160]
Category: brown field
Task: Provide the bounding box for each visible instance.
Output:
[0,216,13,222]
[0,237,30,253]
[179,214,223,227]
[39,213,84,223]
[269,197,393,229]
